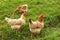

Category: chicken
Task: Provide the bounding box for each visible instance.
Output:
[5,11,26,33]
[14,4,28,13]
[29,14,44,34]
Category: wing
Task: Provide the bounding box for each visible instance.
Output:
[8,19,22,25]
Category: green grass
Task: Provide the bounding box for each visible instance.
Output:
[0,0,60,40]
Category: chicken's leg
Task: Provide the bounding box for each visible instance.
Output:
[16,30,20,35]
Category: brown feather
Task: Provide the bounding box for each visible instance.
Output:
[38,14,44,22]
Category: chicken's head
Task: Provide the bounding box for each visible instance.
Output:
[38,14,45,22]
[15,4,28,13]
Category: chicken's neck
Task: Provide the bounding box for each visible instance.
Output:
[20,11,26,20]
[38,16,44,22]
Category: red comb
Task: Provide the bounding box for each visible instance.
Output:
[40,14,44,16]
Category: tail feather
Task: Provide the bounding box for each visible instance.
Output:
[5,17,8,20]
[29,19,32,24]
[5,17,10,22]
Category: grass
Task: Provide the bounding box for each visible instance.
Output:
[0,0,60,40]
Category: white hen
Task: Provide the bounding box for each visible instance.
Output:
[5,11,26,30]
[29,14,44,34]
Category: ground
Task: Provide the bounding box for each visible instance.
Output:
[0,0,60,40]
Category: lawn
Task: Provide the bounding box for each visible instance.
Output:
[0,0,60,40]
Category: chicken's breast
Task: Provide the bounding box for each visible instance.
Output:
[29,21,44,34]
